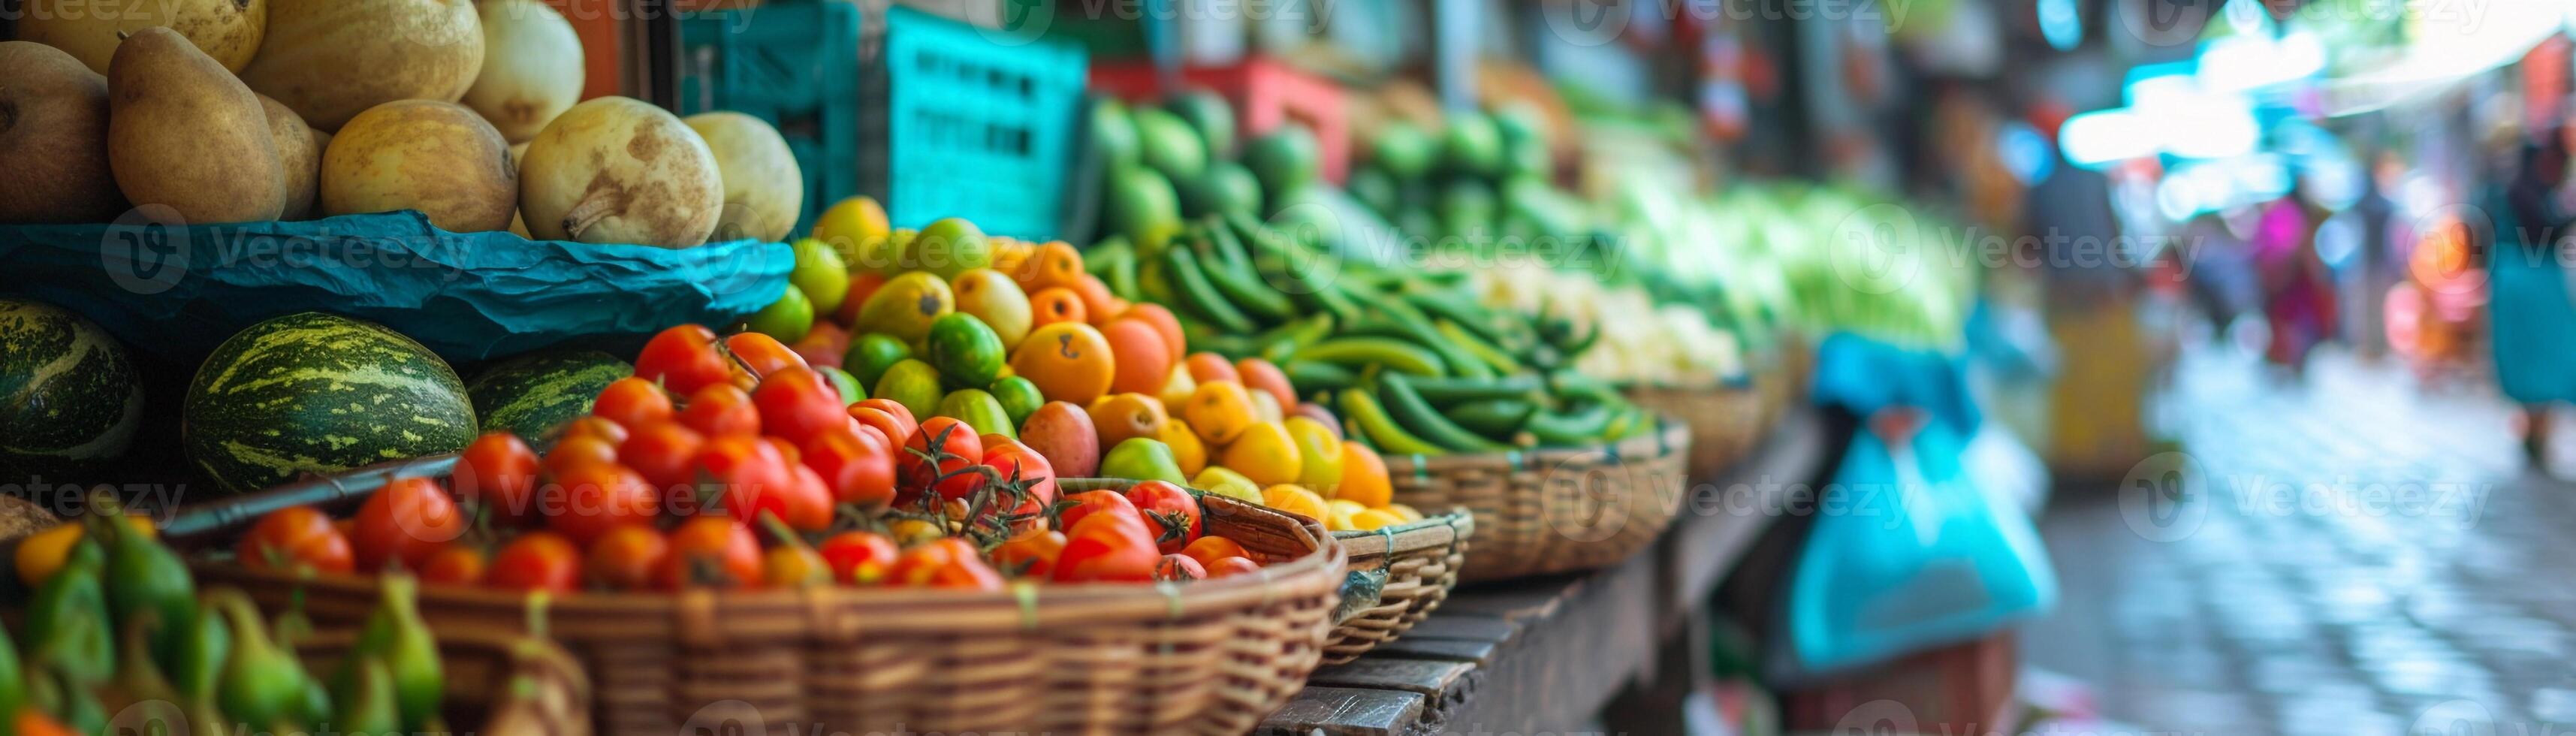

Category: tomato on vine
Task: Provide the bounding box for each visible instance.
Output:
[1122,481,1202,554]
[680,383,762,437]
[817,531,899,585]
[901,418,987,502]
[237,505,354,575]
[487,532,583,593]
[455,432,540,525]
[585,524,670,591]
[592,376,675,429]
[353,477,466,572]
[636,324,732,396]
[659,517,763,590]
[752,367,847,445]
[887,538,1004,590]
[1053,511,1160,583]
[804,426,897,511]
[726,331,808,380]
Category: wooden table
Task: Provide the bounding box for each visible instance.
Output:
[1256,409,1834,735]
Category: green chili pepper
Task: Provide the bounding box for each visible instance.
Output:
[26,544,111,683]
[168,603,232,707]
[0,619,22,736]
[333,656,402,736]
[208,588,321,734]
[348,575,443,732]
[29,665,105,736]
[87,501,197,674]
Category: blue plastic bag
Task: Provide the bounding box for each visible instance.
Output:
[0,211,792,363]
[1779,332,2056,676]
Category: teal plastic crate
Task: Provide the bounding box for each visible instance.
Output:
[675,0,861,237]
[868,6,1087,241]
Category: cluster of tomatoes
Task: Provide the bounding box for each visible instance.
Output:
[233,324,1275,593]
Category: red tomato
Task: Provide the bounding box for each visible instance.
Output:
[765,436,804,467]
[561,415,629,446]
[1179,535,1250,571]
[687,435,792,516]
[887,538,1004,590]
[592,377,675,429]
[1057,489,1143,535]
[487,532,582,592]
[541,462,661,547]
[791,321,852,369]
[725,332,808,379]
[419,544,488,586]
[543,434,621,476]
[585,524,669,591]
[680,383,762,437]
[855,398,917,435]
[659,516,764,590]
[455,432,540,526]
[1205,557,1262,578]
[1122,480,1202,554]
[237,505,354,575]
[635,324,731,396]
[1154,554,1206,582]
[1052,511,1161,583]
[753,367,846,445]
[804,426,897,511]
[991,529,1066,579]
[847,407,913,454]
[979,436,1058,528]
[352,477,466,572]
[901,418,987,502]
[817,531,899,585]
[618,421,704,493]
[778,464,837,531]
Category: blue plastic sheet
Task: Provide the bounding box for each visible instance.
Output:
[0,211,792,363]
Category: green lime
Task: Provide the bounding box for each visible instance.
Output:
[745,285,814,343]
[924,312,1004,388]
[844,333,912,388]
[872,359,945,422]
[988,375,1044,428]
[937,388,1015,439]
[789,238,852,316]
[904,217,993,279]
[818,366,866,406]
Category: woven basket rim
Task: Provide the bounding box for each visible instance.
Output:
[1329,508,1472,557]
[1380,414,1694,472]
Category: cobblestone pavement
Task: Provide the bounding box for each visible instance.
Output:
[2024,348,2576,736]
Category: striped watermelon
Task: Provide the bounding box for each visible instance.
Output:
[466,349,632,439]
[0,299,143,475]
[183,312,476,493]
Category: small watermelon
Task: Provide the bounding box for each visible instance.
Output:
[466,349,632,439]
[183,312,476,494]
[0,299,143,475]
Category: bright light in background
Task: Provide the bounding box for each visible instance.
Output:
[2197,31,2325,92]
[1997,122,2056,184]
[2148,92,2260,159]
[2060,109,2155,167]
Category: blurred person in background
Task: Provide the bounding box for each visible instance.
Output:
[2252,182,2337,377]
[2487,132,2576,467]
[2345,152,2401,360]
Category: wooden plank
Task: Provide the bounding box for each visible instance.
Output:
[1365,638,1499,666]
[1442,575,1584,622]
[1305,659,1483,735]
[1399,615,1519,645]
[1251,686,1425,736]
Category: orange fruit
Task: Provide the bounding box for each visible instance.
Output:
[1119,303,1188,363]
[1234,357,1296,410]
[1220,421,1302,487]
[1101,318,1174,395]
[1009,321,1115,406]
[1086,392,1168,448]
[1018,242,1086,291]
[1069,274,1121,324]
[1335,441,1392,507]
[1259,484,1331,523]
[1160,418,1208,476]
[1184,352,1239,385]
[1382,502,1423,523]
[1323,499,1368,531]
[1348,508,1407,531]
[1181,380,1256,447]
[1028,287,1087,327]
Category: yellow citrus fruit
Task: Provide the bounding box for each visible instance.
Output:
[811,196,891,270]
[1219,421,1302,487]
[1193,466,1263,504]
[1260,484,1331,523]
[1382,502,1424,523]
[1324,499,1369,531]
[1283,417,1344,488]
[1335,441,1392,508]
[1182,379,1256,446]
[1348,508,1407,531]
[1160,418,1208,476]
[1157,360,1197,409]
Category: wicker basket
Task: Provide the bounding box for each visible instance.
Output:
[174,460,1347,736]
[1322,509,1472,665]
[291,626,593,736]
[1380,418,1691,582]
[1624,382,1764,482]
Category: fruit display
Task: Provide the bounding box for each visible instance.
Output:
[182,312,479,494]
[5,493,577,736]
